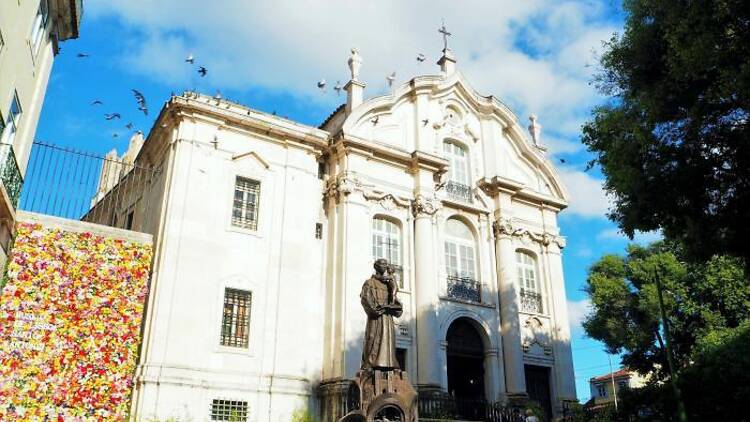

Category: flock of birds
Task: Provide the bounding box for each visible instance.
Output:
[315,52,429,96]
[78,51,210,139]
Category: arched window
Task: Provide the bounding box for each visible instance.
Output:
[444,218,481,302]
[443,141,472,202]
[516,250,542,313]
[372,217,403,287]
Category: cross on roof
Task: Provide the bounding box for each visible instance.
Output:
[439,20,452,51]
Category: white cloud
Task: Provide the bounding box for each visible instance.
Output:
[558,167,611,218]
[597,228,662,244]
[86,0,618,136]
[568,298,592,334]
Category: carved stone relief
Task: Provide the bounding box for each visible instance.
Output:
[522,316,552,357]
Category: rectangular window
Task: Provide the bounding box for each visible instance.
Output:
[210,399,248,421]
[597,385,607,397]
[231,177,260,230]
[396,348,407,371]
[29,0,50,56]
[3,91,22,145]
[315,222,323,239]
[220,288,251,348]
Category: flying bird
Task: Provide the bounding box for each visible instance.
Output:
[422,119,429,126]
[132,89,148,115]
[371,116,379,126]
[317,79,327,92]
[90,100,103,106]
[417,53,426,63]
[112,133,119,138]
[333,81,343,96]
[185,53,194,64]
[104,113,121,120]
[125,122,134,130]
[198,66,207,77]
[76,53,90,58]
[559,158,566,164]
[386,72,396,87]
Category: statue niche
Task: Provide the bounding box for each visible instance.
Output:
[340,259,418,422]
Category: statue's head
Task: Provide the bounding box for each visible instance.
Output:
[373,258,389,275]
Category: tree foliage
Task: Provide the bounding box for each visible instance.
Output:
[583,242,749,419]
[583,242,749,377]
[582,0,750,263]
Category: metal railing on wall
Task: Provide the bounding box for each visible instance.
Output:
[18,141,159,232]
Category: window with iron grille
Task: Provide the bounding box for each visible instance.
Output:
[210,399,248,421]
[517,250,543,313]
[231,177,260,230]
[220,288,251,348]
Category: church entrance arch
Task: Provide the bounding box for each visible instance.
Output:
[446,317,486,400]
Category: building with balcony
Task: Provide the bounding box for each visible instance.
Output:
[91,46,577,421]
[0,0,83,266]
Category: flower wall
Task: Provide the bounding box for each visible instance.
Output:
[0,221,152,421]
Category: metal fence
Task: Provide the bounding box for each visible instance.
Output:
[447,275,482,303]
[18,141,159,231]
[418,396,525,421]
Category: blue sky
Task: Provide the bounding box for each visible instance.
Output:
[36,0,657,402]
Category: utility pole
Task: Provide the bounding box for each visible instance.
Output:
[608,354,618,412]
[654,271,688,422]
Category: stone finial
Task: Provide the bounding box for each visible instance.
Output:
[348,48,362,81]
[528,114,542,147]
[345,48,366,114]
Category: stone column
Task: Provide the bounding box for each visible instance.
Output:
[492,217,527,398]
[544,236,577,403]
[412,194,444,391]
[484,348,501,401]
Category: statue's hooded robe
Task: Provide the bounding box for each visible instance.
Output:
[360,275,403,369]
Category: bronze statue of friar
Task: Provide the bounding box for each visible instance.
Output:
[360,258,403,370]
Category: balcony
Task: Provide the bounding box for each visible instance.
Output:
[520,289,543,313]
[0,143,23,211]
[445,180,472,203]
[446,275,482,303]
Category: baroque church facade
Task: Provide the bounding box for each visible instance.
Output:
[108,46,577,421]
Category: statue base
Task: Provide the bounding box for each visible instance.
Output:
[339,368,418,422]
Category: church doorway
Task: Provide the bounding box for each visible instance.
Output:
[446,318,486,401]
[524,364,552,419]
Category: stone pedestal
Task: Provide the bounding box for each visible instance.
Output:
[340,369,418,422]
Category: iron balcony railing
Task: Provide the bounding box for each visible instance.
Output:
[445,180,473,203]
[520,289,543,313]
[446,275,482,303]
[0,143,23,209]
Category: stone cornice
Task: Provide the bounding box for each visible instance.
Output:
[330,135,448,175]
[478,176,567,211]
[492,217,566,248]
[324,172,411,208]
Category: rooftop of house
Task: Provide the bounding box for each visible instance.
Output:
[590,368,633,383]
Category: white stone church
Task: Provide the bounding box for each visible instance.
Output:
[100,44,577,421]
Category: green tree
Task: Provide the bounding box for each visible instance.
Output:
[583,242,748,377]
[583,242,749,419]
[581,0,750,264]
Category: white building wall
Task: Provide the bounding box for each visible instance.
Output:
[128,67,578,419]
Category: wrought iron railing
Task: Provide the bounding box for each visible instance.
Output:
[418,395,525,421]
[447,275,482,303]
[445,180,472,203]
[18,141,159,233]
[520,289,543,313]
[0,143,23,209]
